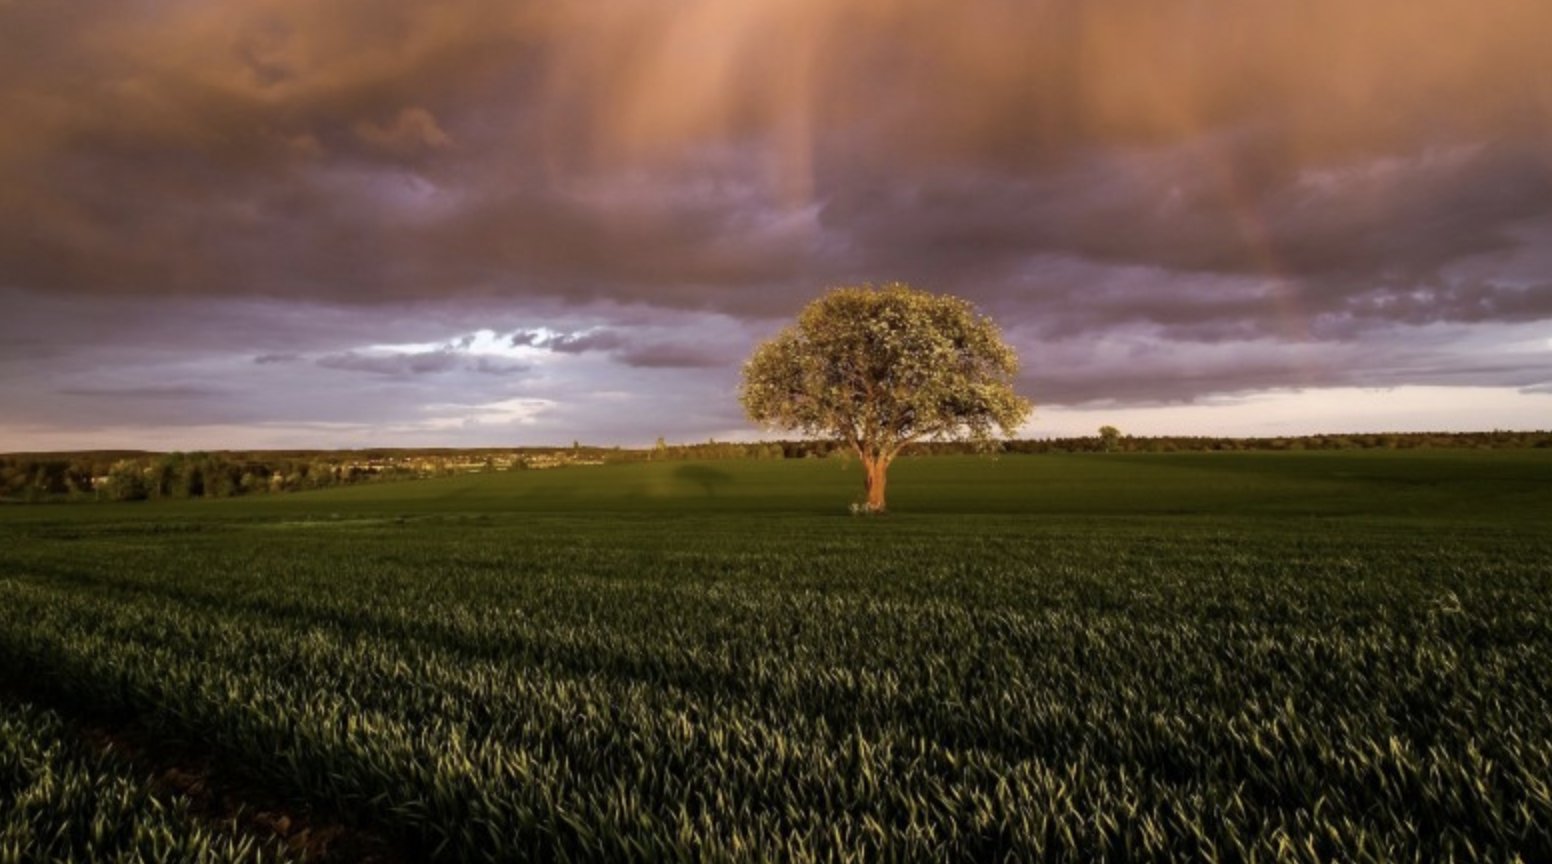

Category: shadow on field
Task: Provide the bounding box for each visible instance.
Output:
[674,465,734,498]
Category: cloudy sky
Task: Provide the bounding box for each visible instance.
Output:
[4,0,1551,451]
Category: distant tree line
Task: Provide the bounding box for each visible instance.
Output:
[3,448,566,503]
[647,430,1552,459]
[639,439,791,462]
[3,430,1547,502]
[990,429,1552,455]
[0,452,410,503]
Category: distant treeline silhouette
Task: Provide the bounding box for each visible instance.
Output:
[632,430,1552,461]
[0,448,584,502]
[2,430,1547,502]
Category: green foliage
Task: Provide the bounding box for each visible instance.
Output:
[100,460,149,502]
[0,452,1550,861]
[0,702,285,863]
[741,284,1031,458]
[1098,425,1121,452]
[741,283,1031,510]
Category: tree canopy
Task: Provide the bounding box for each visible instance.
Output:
[740,283,1031,511]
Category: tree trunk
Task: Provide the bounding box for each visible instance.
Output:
[863,456,889,513]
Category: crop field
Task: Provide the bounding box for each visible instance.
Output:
[2,451,1551,861]
[0,700,284,863]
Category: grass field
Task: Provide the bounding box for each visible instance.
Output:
[3,451,1551,861]
[0,701,286,863]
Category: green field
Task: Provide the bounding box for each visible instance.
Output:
[3,451,1551,861]
[0,701,286,863]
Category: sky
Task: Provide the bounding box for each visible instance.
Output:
[3,0,1551,451]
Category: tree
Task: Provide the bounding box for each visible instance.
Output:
[1098,425,1121,452]
[740,283,1031,512]
[101,460,149,501]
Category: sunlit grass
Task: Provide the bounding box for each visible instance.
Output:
[1,451,1549,860]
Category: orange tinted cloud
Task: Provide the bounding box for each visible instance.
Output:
[1,0,1550,334]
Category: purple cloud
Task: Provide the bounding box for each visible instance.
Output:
[2,1,1551,447]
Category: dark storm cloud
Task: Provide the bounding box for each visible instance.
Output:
[822,140,1552,337]
[616,345,725,370]
[5,1,1550,319]
[544,331,628,355]
[315,349,525,377]
[502,327,733,368]
[2,0,1551,444]
[1020,327,1552,407]
[1337,282,1552,329]
[315,351,464,376]
[254,353,301,365]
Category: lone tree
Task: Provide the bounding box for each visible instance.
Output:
[1099,425,1121,452]
[740,283,1031,512]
